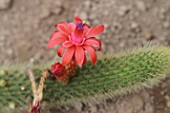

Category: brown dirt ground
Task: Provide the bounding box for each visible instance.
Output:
[1,0,170,113]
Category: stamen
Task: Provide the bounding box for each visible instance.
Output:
[82,20,86,25]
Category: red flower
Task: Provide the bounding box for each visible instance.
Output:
[47,16,104,67]
[51,62,69,83]
[51,62,66,76]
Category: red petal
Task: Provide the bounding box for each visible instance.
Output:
[68,23,76,32]
[83,53,87,64]
[75,46,85,67]
[47,37,68,48]
[62,46,75,66]
[50,30,67,40]
[57,45,65,57]
[57,22,70,36]
[84,38,101,51]
[86,25,104,38]
[62,41,74,48]
[83,26,90,35]
[54,21,66,28]
[83,46,97,65]
[74,16,82,23]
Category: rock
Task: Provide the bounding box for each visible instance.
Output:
[167,101,170,108]
[130,22,141,33]
[6,48,13,55]
[0,0,12,10]
[117,5,130,17]
[89,105,98,113]
[74,103,83,112]
[52,7,63,15]
[52,1,63,15]
[163,21,170,29]
[135,1,147,11]
[165,95,170,100]
[84,0,91,9]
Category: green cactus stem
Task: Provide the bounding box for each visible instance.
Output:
[0,46,170,112]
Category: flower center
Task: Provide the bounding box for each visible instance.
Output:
[71,21,86,44]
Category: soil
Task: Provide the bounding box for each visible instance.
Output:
[0,0,170,113]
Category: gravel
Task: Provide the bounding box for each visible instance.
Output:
[0,0,12,10]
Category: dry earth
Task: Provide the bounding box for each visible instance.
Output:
[1,0,170,113]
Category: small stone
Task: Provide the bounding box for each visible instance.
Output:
[74,103,83,112]
[135,1,147,11]
[84,0,91,8]
[130,22,141,33]
[131,22,138,29]
[89,105,98,113]
[0,79,7,87]
[167,101,170,107]
[6,49,13,55]
[165,95,170,100]
[0,0,12,10]
[163,21,170,29]
[52,7,62,15]
[117,5,130,17]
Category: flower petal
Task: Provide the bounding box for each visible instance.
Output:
[86,25,104,38]
[57,22,70,36]
[68,23,76,32]
[74,16,82,23]
[57,45,65,57]
[47,37,68,48]
[83,46,97,65]
[83,26,90,35]
[62,41,74,48]
[62,46,75,66]
[75,46,85,67]
[54,21,67,28]
[83,53,87,64]
[84,38,101,51]
[50,30,67,40]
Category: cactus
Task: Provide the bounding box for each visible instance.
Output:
[0,46,170,112]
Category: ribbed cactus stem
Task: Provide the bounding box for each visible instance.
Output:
[0,46,170,112]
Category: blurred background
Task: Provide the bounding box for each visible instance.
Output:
[0,0,170,113]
